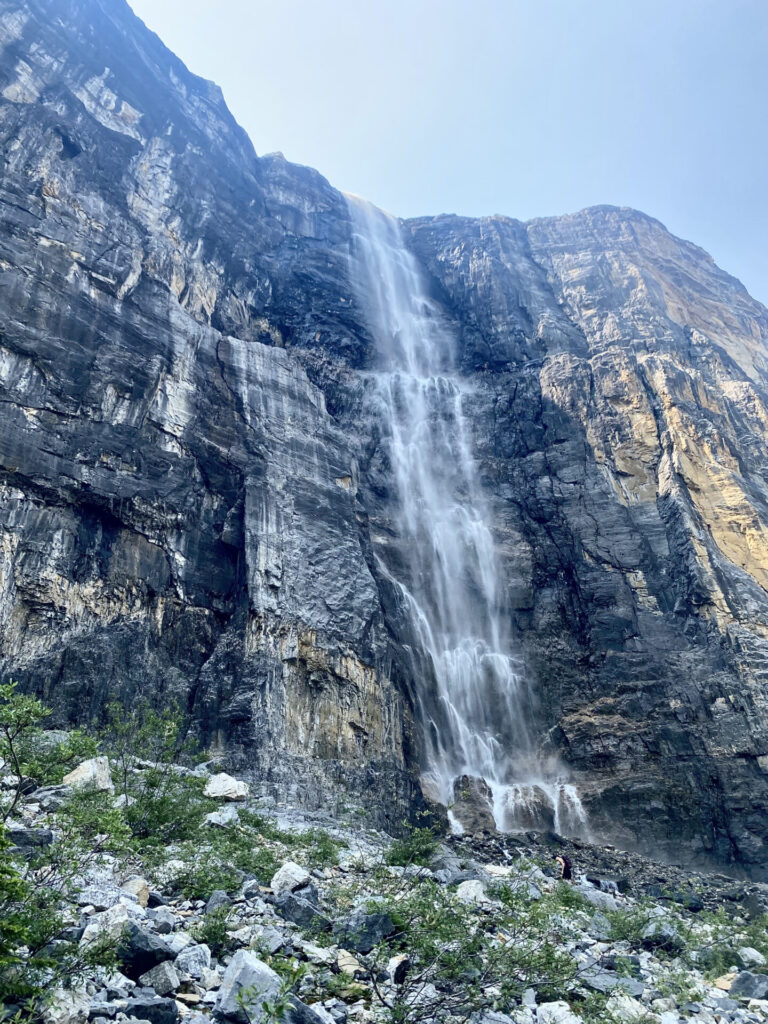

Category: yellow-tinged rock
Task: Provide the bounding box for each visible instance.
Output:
[337,949,364,975]
[122,876,149,908]
[714,972,737,990]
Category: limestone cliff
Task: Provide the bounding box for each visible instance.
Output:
[2,0,768,870]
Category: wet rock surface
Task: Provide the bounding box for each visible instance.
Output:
[2,0,768,873]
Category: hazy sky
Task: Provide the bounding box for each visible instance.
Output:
[127,0,768,304]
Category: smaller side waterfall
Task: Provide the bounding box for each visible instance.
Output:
[346,196,589,837]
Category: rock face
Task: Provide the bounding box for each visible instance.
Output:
[3,0,768,871]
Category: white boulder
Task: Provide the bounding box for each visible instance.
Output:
[62,756,113,794]
[537,1002,583,1024]
[216,949,281,1021]
[270,860,311,894]
[203,773,249,801]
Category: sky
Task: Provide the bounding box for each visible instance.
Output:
[127,0,768,305]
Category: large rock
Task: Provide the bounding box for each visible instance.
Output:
[536,1003,583,1024]
[7,826,54,854]
[332,908,397,953]
[204,774,250,801]
[737,945,767,968]
[122,994,179,1024]
[274,890,331,931]
[116,921,175,980]
[641,919,685,953]
[271,861,311,895]
[176,942,211,978]
[139,960,181,996]
[80,903,131,946]
[62,757,114,794]
[729,971,768,1000]
[122,876,150,908]
[215,950,281,1022]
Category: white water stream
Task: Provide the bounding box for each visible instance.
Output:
[347,197,589,836]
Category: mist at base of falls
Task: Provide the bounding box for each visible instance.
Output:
[345,195,589,838]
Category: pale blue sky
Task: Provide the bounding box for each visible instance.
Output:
[128,0,768,305]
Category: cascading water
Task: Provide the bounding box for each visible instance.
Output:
[346,196,589,837]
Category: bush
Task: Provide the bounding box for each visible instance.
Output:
[324,867,583,1022]
[18,728,99,786]
[102,700,215,847]
[384,826,439,868]
[0,683,51,824]
[303,828,345,868]
[0,686,118,1015]
[192,907,235,957]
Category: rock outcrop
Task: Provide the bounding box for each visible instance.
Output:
[3,0,768,871]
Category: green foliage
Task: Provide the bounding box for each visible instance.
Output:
[325,868,583,1022]
[603,903,655,946]
[0,683,51,824]
[238,810,299,846]
[654,963,700,1003]
[192,906,235,958]
[0,820,117,1013]
[18,729,99,786]
[236,977,293,1024]
[168,845,244,901]
[302,828,345,868]
[550,880,590,912]
[384,825,439,868]
[101,700,214,847]
[169,823,280,901]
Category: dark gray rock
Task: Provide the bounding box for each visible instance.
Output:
[206,890,232,915]
[123,995,179,1024]
[333,908,397,953]
[7,826,54,853]
[730,971,768,1000]
[581,969,644,997]
[89,993,178,1024]
[285,998,333,1024]
[32,785,73,810]
[117,922,175,981]
[273,891,330,932]
[641,920,685,953]
[149,907,176,934]
[137,961,180,997]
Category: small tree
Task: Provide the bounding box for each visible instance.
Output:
[102,699,211,847]
[0,682,51,824]
[0,685,120,1014]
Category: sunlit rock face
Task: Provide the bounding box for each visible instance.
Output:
[3,0,768,869]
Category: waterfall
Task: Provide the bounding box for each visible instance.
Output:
[346,196,589,837]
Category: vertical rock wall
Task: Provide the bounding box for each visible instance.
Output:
[3,0,768,868]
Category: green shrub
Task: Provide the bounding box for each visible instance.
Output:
[168,847,244,901]
[18,728,99,786]
[192,907,235,957]
[0,683,51,824]
[101,700,215,848]
[384,826,439,867]
[238,810,299,846]
[325,869,583,1022]
[604,904,655,946]
[0,684,119,1016]
[303,828,345,868]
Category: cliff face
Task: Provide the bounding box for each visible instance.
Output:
[3,0,768,869]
